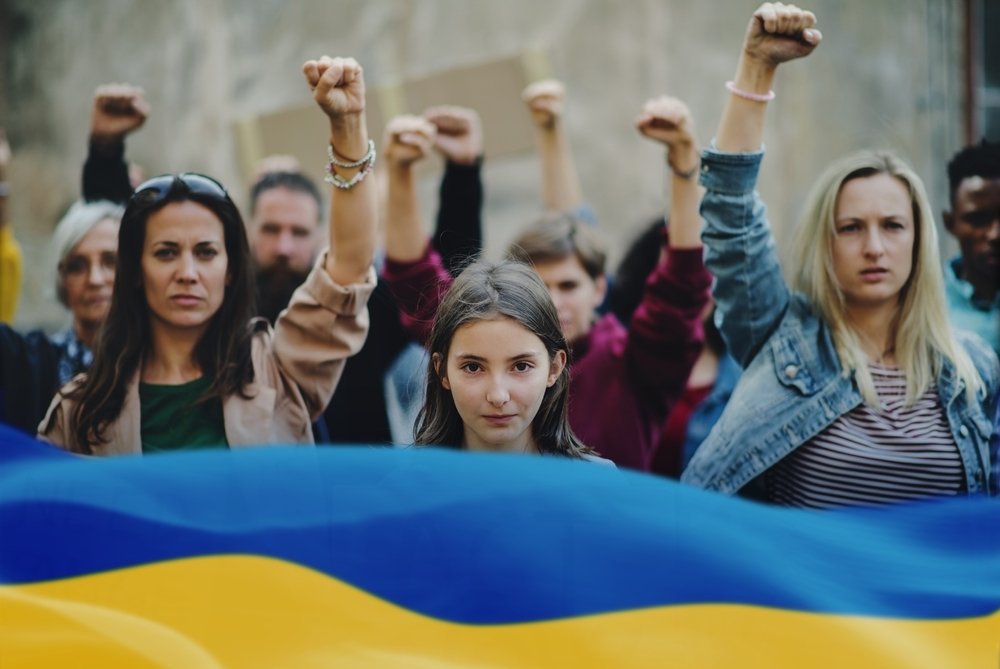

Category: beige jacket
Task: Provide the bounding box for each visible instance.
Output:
[38,253,375,455]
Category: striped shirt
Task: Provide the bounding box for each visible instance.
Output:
[767,363,964,509]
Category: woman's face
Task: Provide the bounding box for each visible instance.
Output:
[831,173,915,313]
[61,218,119,331]
[141,201,229,339]
[436,316,565,454]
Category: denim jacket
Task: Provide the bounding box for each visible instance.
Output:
[680,149,1000,498]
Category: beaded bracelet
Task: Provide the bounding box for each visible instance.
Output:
[324,140,377,190]
[327,139,375,169]
[725,80,776,103]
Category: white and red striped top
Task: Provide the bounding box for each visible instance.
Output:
[767,363,964,508]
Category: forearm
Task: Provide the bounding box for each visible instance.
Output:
[699,149,788,365]
[434,159,484,275]
[325,115,377,285]
[82,137,133,204]
[715,55,776,153]
[536,124,583,211]
[628,246,712,397]
[385,164,429,263]
[666,144,704,250]
[275,251,376,419]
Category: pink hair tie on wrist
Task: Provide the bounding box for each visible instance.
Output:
[725,80,776,102]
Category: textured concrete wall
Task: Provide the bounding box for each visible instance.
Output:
[1,0,966,329]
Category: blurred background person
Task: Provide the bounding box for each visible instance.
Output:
[1,199,123,435]
[942,140,1000,356]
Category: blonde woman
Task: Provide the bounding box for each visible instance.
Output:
[682,3,999,506]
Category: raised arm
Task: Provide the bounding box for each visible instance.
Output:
[425,105,484,275]
[382,114,437,263]
[625,98,712,401]
[380,114,453,343]
[522,80,583,213]
[304,56,377,285]
[82,84,150,203]
[636,96,703,250]
[716,4,821,153]
[701,3,821,366]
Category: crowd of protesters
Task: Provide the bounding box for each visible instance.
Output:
[1,3,998,509]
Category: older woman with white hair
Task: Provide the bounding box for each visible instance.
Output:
[0,199,122,435]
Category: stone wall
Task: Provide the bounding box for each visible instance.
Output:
[1,0,966,329]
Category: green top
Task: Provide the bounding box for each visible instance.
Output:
[139,376,228,454]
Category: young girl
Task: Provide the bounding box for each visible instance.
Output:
[38,56,378,455]
[414,260,609,464]
[681,3,999,505]
[384,92,711,471]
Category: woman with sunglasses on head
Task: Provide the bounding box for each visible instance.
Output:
[681,4,999,505]
[38,56,378,455]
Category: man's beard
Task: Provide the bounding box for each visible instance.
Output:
[255,261,311,324]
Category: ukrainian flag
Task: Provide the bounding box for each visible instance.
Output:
[1,423,998,668]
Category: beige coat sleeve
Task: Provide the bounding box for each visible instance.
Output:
[269,250,376,421]
[36,377,84,453]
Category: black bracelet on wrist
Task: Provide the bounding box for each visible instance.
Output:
[667,155,700,180]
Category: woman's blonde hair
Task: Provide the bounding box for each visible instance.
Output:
[791,150,982,406]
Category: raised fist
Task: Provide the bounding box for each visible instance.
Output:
[424,106,482,166]
[743,3,821,67]
[303,56,365,118]
[383,115,437,169]
[90,84,150,141]
[636,96,696,155]
[522,79,565,130]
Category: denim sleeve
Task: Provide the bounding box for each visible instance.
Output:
[990,393,999,496]
[699,148,790,367]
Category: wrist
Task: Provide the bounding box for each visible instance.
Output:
[447,154,483,169]
[445,152,481,167]
[89,133,126,157]
[734,53,778,92]
[387,160,416,178]
[328,114,368,159]
[666,151,700,180]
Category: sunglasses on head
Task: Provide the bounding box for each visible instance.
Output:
[130,172,231,207]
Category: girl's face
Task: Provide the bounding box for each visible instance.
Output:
[831,173,915,313]
[141,201,229,339]
[436,316,566,454]
[61,218,119,331]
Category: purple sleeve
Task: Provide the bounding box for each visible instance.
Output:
[381,242,454,344]
[626,231,712,403]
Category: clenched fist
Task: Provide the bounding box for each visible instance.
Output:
[303,56,366,119]
[90,83,150,143]
[424,106,482,166]
[743,3,822,68]
[383,115,437,169]
[522,79,565,130]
